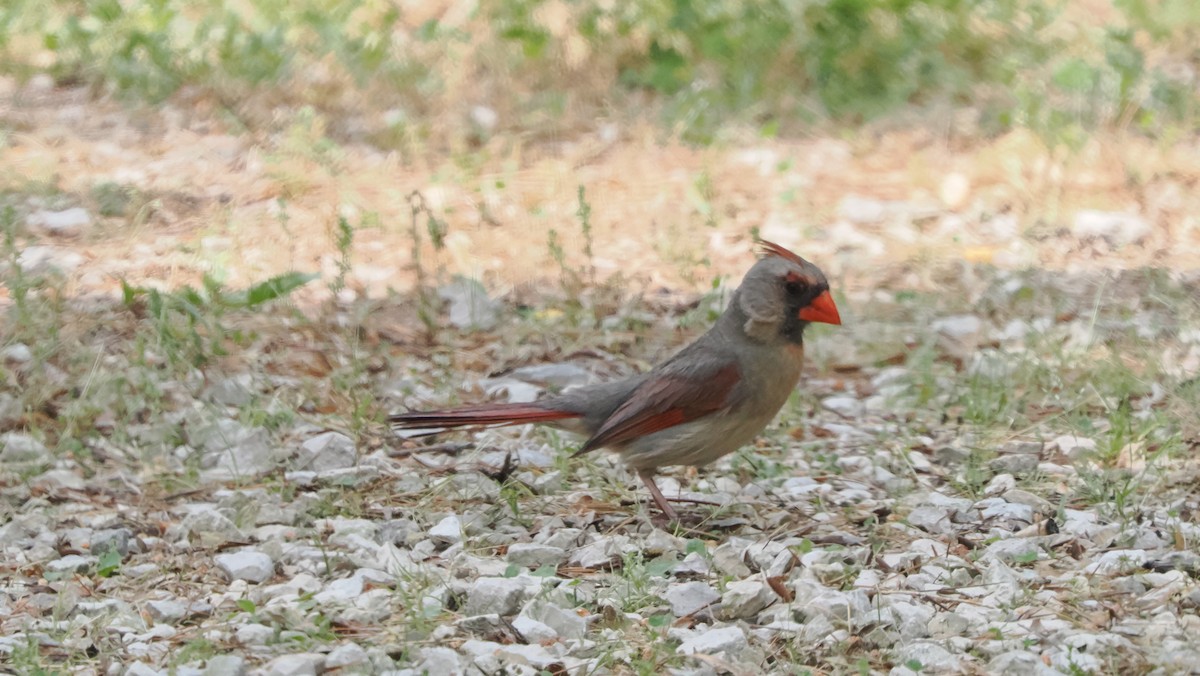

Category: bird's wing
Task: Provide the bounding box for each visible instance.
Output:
[576,356,740,454]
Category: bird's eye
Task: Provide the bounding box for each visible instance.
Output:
[784,277,806,295]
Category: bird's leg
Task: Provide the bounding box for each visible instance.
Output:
[638,469,679,522]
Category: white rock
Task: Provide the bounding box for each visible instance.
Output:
[17,246,84,275]
[146,599,188,624]
[982,538,1041,564]
[438,278,499,330]
[428,515,463,544]
[907,506,953,534]
[1072,209,1151,245]
[0,433,49,462]
[939,173,971,210]
[1050,434,1097,459]
[569,535,629,568]
[325,642,369,668]
[677,625,747,656]
[295,431,357,471]
[821,395,863,417]
[1,343,33,364]
[47,554,97,575]
[666,581,720,617]
[1083,549,1148,575]
[124,663,162,676]
[214,550,274,583]
[721,578,775,619]
[495,643,558,669]
[521,599,586,640]
[506,543,567,568]
[32,469,85,491]
[416,647,462,674]
[894,640,961,673]
[512,614,557,642]
[205,374,254,407]
[201,655,246,676]
[261,653,325,676]
[464,577,526,616]
[234,623,273,645]
[984,474,1016,496]
[28,207,91,237]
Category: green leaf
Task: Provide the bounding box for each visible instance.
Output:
[236,599,257,614]
[645,555,676,578]
[96,549,122,577]
[241,271,318,308]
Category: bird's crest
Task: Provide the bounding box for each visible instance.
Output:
[757,239,810,267]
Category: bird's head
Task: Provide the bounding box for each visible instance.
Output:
[733,240,841,344]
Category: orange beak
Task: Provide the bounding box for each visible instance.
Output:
[797,290,841,325]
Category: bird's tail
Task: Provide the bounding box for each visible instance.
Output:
[389,403,579,437]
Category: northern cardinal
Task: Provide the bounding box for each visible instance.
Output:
[390,240,841,521]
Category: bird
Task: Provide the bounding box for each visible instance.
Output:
[390,240,841,522]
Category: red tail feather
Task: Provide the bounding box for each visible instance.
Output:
[389,403,578,431]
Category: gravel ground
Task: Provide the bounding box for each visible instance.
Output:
[2,258,1199,675]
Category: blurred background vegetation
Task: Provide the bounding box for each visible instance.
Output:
[2,0,1197,147]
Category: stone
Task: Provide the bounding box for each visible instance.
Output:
[0,393,20,427]
[931,315,983,358]
[1050,434,1097,459]
[506,543,567,568]
[521,599,586,640]
[438,277,499,331]
[234,623,273,645]
[464,577,526,616]
[416,647,463,674]
[295,431,357,471]
[32,469,85,491]
[989,454,1038,475]
[0,433,49,462]
[666,581,720,617]
[124,663,162,676]
[721,578,775,620]
[47,555,97,575]
[429,515,463,544]
[1,343,33,364]
[1072,210,1151,246]
[982,538,1040,564]
[17,246,84,275]
[180,508,245,546]
[261,653,325,676]
[206,374,254,407]
[28,207,91,237]
[325,642,369,668]
[506,363,592,389]
[146,599,188,624]
[513,615,558,642]
[186,419,275,478]
[907,506,953,535]
[894,640,961,673]
[677,625,747,656]
[214,550,275,583]
[92,528,134,556]
[821,395,863,417]
[495,643,558,669]
[1083,549,1148,575]
[202,655,246,676]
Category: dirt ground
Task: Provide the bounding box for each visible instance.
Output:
[3,79,1199,312]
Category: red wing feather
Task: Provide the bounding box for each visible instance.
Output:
[578,363,740,453]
